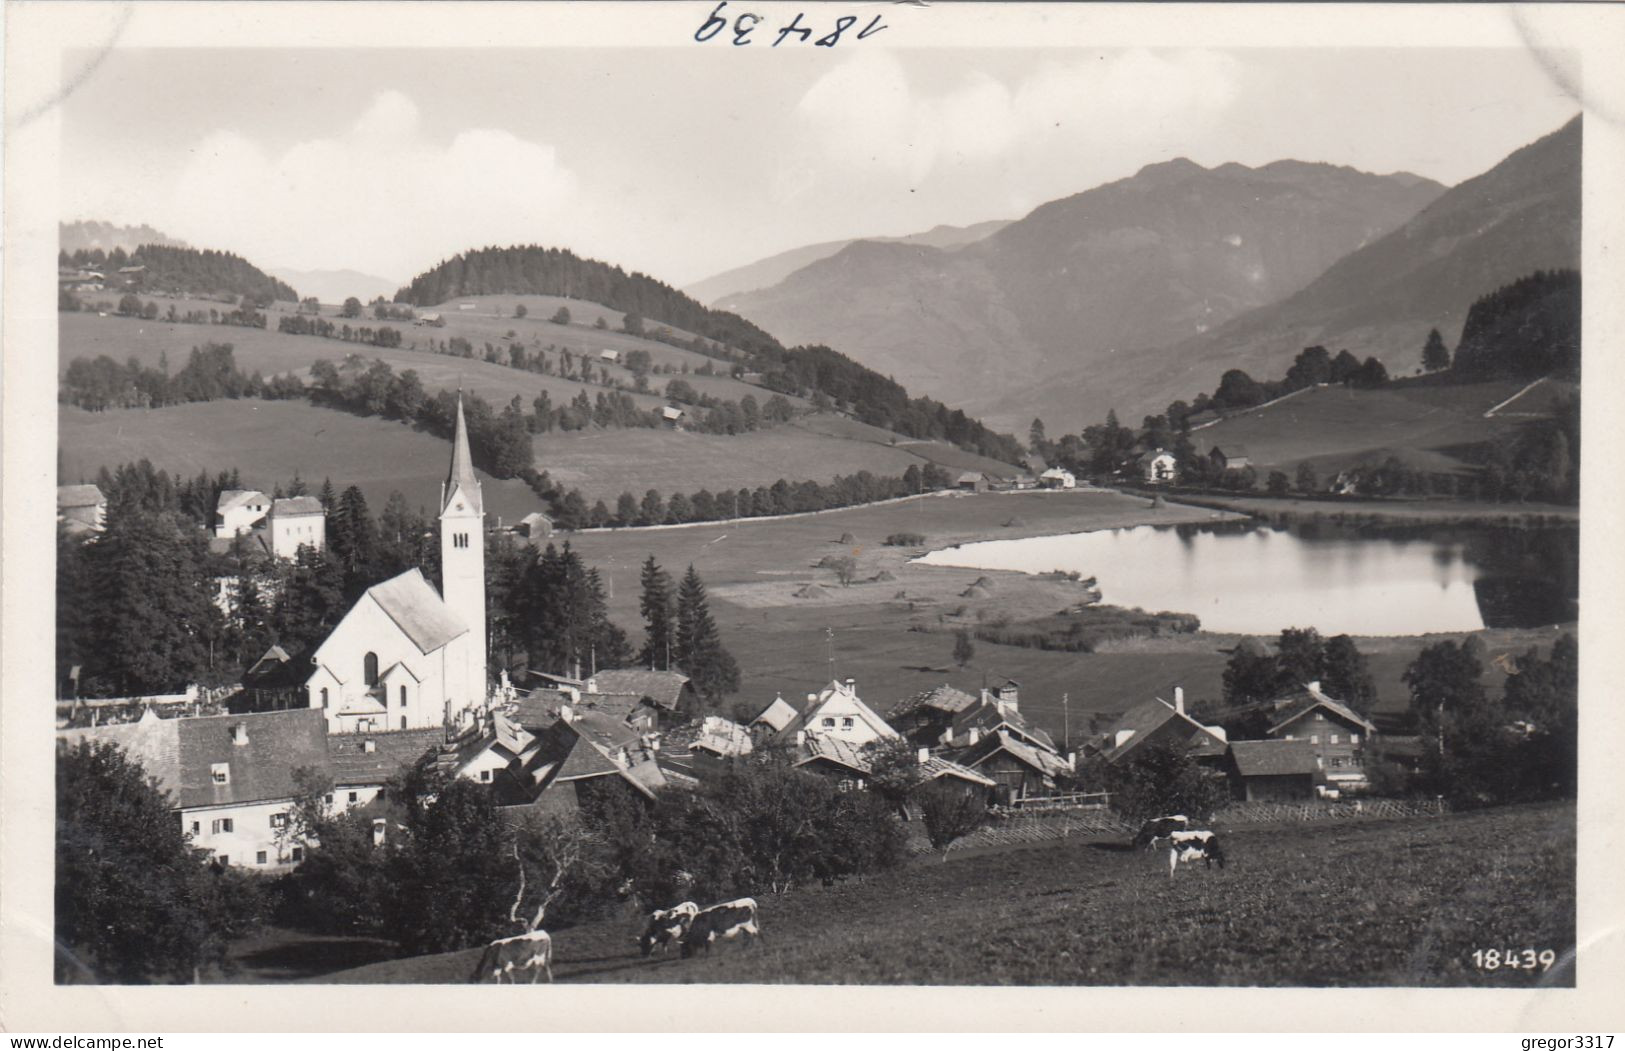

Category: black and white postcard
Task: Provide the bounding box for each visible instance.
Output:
[3,0,1623,1033]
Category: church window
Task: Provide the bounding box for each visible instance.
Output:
[401,716,408,730]
[400,685,408,707]
[320,687,329,708]
[364,652,379,686]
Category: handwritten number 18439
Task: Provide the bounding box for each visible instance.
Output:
[695,2,888,46]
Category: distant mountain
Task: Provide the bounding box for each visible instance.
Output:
[1002,116,1582,431]
[269,268,402,306]
[686,219,1010,305]
[722,160,1444,430]
[59,220,186,255]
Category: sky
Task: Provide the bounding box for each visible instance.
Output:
[59,45,1581,291]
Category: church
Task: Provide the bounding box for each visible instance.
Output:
[306,397,490,734]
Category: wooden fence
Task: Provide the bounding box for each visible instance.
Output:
[907,796,1450,856]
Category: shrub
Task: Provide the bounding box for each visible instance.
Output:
[884,532,927,547]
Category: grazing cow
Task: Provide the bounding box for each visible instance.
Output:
[640,901,700,957]
[1166,829,1226,878]
[1133,814,1190,851]
[680,898,760,958]
[471,929,554,983]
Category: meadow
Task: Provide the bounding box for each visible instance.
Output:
[307,801,1576,987]
[1190,378,1572,478]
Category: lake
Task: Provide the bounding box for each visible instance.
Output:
[914,519,1578,636]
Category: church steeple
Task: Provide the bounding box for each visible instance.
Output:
[442,393,483,516]
[439,391,487,724]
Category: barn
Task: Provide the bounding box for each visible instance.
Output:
[1225,739,1318,801]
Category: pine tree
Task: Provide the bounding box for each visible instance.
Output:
[1422,328,1451,372]
[675,565,738,699]
[318,477,338,512]
[271,546,346,655]
[638,556,676,670]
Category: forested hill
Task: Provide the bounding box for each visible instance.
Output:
[396,245,783,356]
[61,243,298,303]
[397,244,1025,463]
[1452,269,1579,381]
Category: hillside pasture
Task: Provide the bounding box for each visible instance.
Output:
[1190,379,1544,478]
[312,801,1574,987]
[58,401,547,522]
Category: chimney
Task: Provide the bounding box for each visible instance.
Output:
[1066,751,1077,771]
[1308,680,1322,697]
[587,677,598,695]
[806,693,817,704]
[940,727,952,745]
[795,730,806,747]
[969,727,981,745]
[917,747,930,766]
[844,677,856,691]
[560,703,574,723]
[232,723,249,746]
[363,739,376,753]
[1174,687,1185,716]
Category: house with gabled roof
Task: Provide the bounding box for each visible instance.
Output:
[1266,681,1378,789]
[215,489,271,538]
[794,735,995,797]
[1139,448,1177,484]
[1209,444,1252,472]
[501,704,668,813]
[325,726,444,810]
[886,684,980,746]
[1094,688,1228,766]
[59,708,333,871]
[582,668,696,731]
[947,729,1072,805]
[57,484,107,535]
[751,678,893,749]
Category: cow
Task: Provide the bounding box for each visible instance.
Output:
[640,901,700,957]
[1166,829,1226,878]
[470,928,554,983]
[1133,814,1189,851]
[679,898,760,958]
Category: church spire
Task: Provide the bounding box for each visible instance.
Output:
[442,393,483,515]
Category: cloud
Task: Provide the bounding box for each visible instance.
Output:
[135,91,580,281]
[779,49,1244,201]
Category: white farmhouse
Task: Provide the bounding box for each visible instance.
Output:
[268,496,325,558]
[1039,467,1076,489]
[214,489,270,538]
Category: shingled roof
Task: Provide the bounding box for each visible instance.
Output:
[955,730,1072,779]
[273,496,324,516]
[1229,739,1317,777]
[365,569,468,654]
[57,484,105,510]
[1099,697,1227,764]
[889,684,979,721]
[58,709,183,802]
[216,489,269,514]
[173,709,330,809]
[585,668,691,713]
[327,727,444,786]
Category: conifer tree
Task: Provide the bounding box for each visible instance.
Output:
[638,557,676,670]
[674,564,739,699]
[1422,328,1451,372]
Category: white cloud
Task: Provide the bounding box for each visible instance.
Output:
[780,49,1244,202]
[109,91,581,281]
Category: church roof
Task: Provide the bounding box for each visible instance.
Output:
[273,496,324,517]
[366,568,468,654]
[442,395,484,516]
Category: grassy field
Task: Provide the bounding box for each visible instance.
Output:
[1190,379,1565,478]
[307,801,1575,987]
[59,397,1020,521]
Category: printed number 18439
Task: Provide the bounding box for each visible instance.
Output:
[1472,948,1557,971]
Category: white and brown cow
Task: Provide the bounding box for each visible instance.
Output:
[640,901,700,957]
[679,898,760,959]
[1133,814,1190,851]
[470,928,554,983]
[1166,829,1226,878]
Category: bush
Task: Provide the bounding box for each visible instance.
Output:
[918,783,988,859]
[885,532,927,547]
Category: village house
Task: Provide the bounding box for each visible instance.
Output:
[414,312,444,327]
[1209,444,1252,472]
[267,496,326,558]
[303,397,490,734]
[1139,449,1178,484]
[598,349,621,364]
[1224,739,1318,801]
[751,679,894,750]
[688,715,753,774]
[515,511,553,542]
[661,405,686,427]
[1039,467,1077,489]
[1266,681,1379,790]
[56,484,107,535]
[1092,688,1229,766]
[956,471,989,492]
[947,730,1071,805]
[580,668,696,732]
[325,726,445,811]
[214,489,271,538]
[499,705,667,815]
[59,708,332,871]
[794,736,995,797]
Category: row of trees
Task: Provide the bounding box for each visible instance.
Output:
[276,313,405,348]
[528,462,956,532]
[62,345,307,411]
[636,557,740,700]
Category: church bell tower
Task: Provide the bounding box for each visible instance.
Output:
[440,394,488,720]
